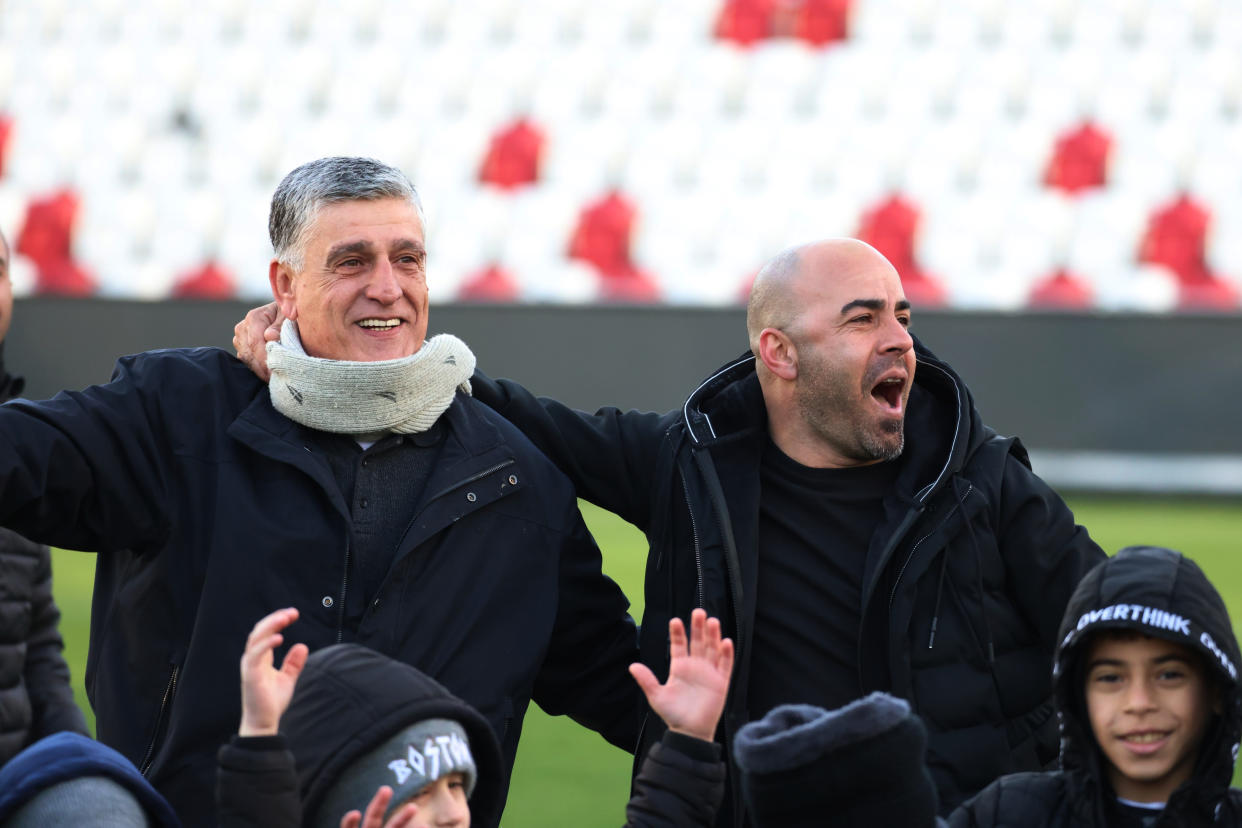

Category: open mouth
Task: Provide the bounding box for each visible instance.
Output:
[871,376,905,411]
[357,319,402,330]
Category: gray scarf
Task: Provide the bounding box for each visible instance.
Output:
[266,320,475,435]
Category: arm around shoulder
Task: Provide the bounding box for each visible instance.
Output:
[472,371,675,527]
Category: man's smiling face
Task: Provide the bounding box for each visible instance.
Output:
[273,197,429,362]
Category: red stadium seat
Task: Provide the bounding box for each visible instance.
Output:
[1045,120,1113,196]
[478,117,546,191]
[568,189,659,302]
[715,0,776,46]
[791,0,852,47]
[173,260,236,299]
[0,113,12,179]
[458,262,521,302]
[1028,267,1094,309]
[1138,192,1240,310]
[16,190,96,296]
[856,192,946,307]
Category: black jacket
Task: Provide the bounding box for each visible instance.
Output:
[625,730,726,828]
[474,341,1105,822]
[949,546,1242,828]
[216,643,504,828]
[0,347,641,826]
[0,357,88,768]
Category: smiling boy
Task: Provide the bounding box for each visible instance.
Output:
[949,546,1242,827]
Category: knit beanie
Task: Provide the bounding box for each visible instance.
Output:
[313,718,478,828]
[733,692,940,828]
[3,776,150,828]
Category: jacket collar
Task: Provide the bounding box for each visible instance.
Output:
[680,337,988,505]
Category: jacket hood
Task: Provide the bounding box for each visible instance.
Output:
[1052,546,1242,820]
[281,644,504,827]
[681,336,995,505]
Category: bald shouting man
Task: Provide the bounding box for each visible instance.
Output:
[238,238,1104,825]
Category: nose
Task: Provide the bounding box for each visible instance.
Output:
[881,314,914,355]
[365,259,402,304]
[1123,677,1158,713]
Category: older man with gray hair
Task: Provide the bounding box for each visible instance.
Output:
[0,157,642,828]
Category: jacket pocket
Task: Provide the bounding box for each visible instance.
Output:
[139,659,181,775]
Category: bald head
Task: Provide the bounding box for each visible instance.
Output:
[747,239,898,352]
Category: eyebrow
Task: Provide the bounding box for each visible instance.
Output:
[323,238,426,264]
[1087,654,1191,670]
[840,298,912,315]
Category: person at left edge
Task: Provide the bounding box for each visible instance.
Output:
[0,157,642,827]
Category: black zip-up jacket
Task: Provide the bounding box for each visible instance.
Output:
[474,340,1104,823]
[0,347,641,827]
[949,546,1242,828]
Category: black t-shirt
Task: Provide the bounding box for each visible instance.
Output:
[747,440,899,720]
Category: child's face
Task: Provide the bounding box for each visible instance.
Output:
[1084,634,1217,804]
[397,772,470,828]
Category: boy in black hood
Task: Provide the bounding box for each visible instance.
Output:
[218,606,734,828]
[948,545,1242,827]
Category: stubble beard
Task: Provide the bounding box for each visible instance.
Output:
[797,355,906,464]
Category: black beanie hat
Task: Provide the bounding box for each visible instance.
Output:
[733,692,940,828]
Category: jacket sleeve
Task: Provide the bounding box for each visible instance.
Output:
[996,451,1106,651]
[531,502,644,752]
[624,731,725,828]
[471,372,674,530]
[216,734,302,828]
[23,540,89,743]
[0,355,173,552]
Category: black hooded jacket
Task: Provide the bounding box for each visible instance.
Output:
[216,643,505,828]
[949,546,1242,828]
[474,340,1104,822]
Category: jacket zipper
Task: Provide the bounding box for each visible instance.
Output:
[336,541,351,643]
[139,663,180,776]
[680,474,704,607]
[888,483,973,610]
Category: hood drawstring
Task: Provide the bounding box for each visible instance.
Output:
[953,476,996,664]
[927,548,950,649]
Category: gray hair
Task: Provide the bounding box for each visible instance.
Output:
[269,157,425,270]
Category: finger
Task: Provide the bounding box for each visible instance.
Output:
[667,617,687,660]
[281,642,309,679]
[629,662,662,703]
[689,608,707,658]
[247,608,299,647]
[384,802,419,828]
[241,633,283,674]
[703,615,723,664]
[339,812,361,828]
[361,786,394,828]
[718,637,736,678]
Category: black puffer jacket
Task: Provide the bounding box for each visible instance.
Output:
[475,340,1105,823]
[216,643,504,828]
[0,359,88,768]
[949,546,1242,828]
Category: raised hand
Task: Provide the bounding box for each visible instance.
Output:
[238,607,309,737]
[339,786,420,828]
[629,608,734,742]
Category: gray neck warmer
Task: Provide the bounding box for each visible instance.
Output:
[266,320,475,435]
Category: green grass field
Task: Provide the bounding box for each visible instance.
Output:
[49,496,1242,826]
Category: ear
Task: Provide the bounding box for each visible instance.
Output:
[757,327,797,381]
[270,260,299,321]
